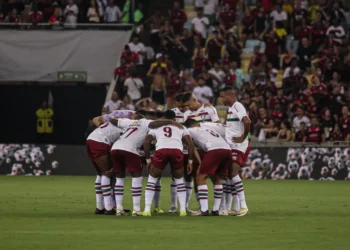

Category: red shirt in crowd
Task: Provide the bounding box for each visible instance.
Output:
[170,9,187,34]
[307,104,318,115]
[7,15,22,23]
[224,72,236,86]
[166,75,182,97]
[295,26,312,41]
[194,57,211,70]
[271,111,284,125]
[339,116,350,134]
[305,126,324,144]
[223,0,236,9]
[295,130,306,142]
[114,64,130,79]
[219,10,236,29]
[258,115,269,125]
[260,0,273,12]
[121,51,139,64]
[310,83,328,94]
[264,35,280,56]
[271,95,289,110]
[28,11,44,23]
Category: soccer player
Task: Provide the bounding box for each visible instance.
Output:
[181,92,220,210]
[86,121,124,215]
[184,119,232,216]
[220,86,251,216]
[110,115,182,216]
[142,110,195,216]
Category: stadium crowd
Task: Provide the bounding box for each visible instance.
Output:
[110,0,350,143]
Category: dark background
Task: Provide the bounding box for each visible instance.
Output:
[0,85,106,144]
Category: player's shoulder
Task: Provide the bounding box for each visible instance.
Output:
[232,101,245,111]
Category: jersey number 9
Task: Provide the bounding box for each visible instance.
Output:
[163,127,172,137]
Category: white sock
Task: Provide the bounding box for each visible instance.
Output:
[195,192,201,209]
[198,185,208,212]
[232,175,247,209]
[131,177,143,211]
[185,181,193,208]
[170,180,177,209]
[213,185,223,212]
[144,175,158,212]
[101,175,113,211]
[175,178,186,213]
[95,175,104,210]
[219,180,226,211]
[232,186,240,212]
[225,181,233,211]
[115,178,125,211]
[154,179,161,208]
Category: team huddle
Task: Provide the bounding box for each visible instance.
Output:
[86,87,251,216]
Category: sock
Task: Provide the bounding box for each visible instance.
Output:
[219,180,226,211]
[101,175,113,211]
[225,181,233,211]
[185,181,193,208]
[175,178,186,213]
[95,175,104,210]
[232,185,240,212]
[232,175,247,209]
[198,185,208,212]
[114,178,125,211]
[154,179,161,208]
[144,175,158,212]
[195,192,201,209]
[213,185,223,212]
[170,180,177,209]
[131,177,143,211]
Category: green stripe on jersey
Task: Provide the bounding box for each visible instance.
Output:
[227,118,240,122]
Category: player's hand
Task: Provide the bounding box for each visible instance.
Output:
[203,103,212,107]
[171,121,184,129]
[232,136,244,143]
[187,163,193,175]
[109,116,119,126]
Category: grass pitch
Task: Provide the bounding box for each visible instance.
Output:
[0,176,349,250]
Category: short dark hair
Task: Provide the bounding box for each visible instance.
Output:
[220,86,233,93]
[134,114,145,120]
[136,109,147,116]
[156,110,164,118]
[146,111,156,119]
[163,110,176,120]
[300,122,306,126]
[183,118,198,128]
[182,92,193,103]
[175,93,184,102]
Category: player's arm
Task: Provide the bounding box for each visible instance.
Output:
[232,116,251,143]
[149,120,183,129]
[92,116,105,127]
[208,106,221,123]
[143,134,154,160]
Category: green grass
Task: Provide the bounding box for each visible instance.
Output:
[0,176,349,250]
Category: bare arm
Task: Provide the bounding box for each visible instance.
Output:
[234,116,251,143]
[149,120,183,129]
[143,134,154,159]
[183,135,194,161]
[92,116,104,127]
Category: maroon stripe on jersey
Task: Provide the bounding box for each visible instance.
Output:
[197,112,209,116]
[187,115,196,118]
[234,181,242,185]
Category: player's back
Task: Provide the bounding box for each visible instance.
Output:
[113,119,151,155]
[87,122,123,145]
[188,127,230,152]
[184,105,219,122]
[200,122,226,138]
[149,125,187,151]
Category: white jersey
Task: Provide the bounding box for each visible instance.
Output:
[148,125,189,151]
[200,122,226,138]
[184,105,220,123]
[226,101,249,151]
[187,127,230,152]
[112,118,152,155]
[87,122,123,145]
[172,107,184,123]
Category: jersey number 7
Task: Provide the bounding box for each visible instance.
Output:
[123,127,138,138]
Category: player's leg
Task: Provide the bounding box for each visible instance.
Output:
[171,150,187,216]
[153,177,164,213]
[96,153,114,215]
[183,154,193,211]
[229,149,249,216]
[127,152,143,216]
[110,150,125,215]
[143,150,164,216]
[192,172,209,216]
[169,177,178,213]
[209,175,223,216]
[219,177,227,214]
[226,178,234,212]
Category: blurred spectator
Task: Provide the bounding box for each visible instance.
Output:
[135,98,163,111]
[193,48,211,78]
[331,124,346,141]
[124,69,144,103]
[6,8,22,23]
[326,19,345,45]
[64,0,79,26]
[303,116,325,144]
[121,45,139,64]
[296,37,314,71]
[166,68,183,108]
[128,35,146,65]
[254,6,268,38]
[203,0,219,25]
[264,29,281,69]
[276,120,292,141]
[102,91,123,114]
[87,0,103,23]
[36,100,54,143]
[169,0,187,35]
[283,57,300,78]
[321,109,336,141]
[294,122,307,142]
[104,0,121,23]
[270,4,287,28]
[49,7,63,24]
[123,95,135,110]
[293,107,310,132]
[121,0,130,23]
[219,2,236,30]
[206,30,223,64]
[149,65,166,105]
[328,83,346,116]
[339,106,350,138]
[193,77,214,104]
[192,8,210,41]
[28,4,44,24]
[209,61,225,90]
[241,8,255,41]
[258,119,278,141]
[230,61,244,89]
